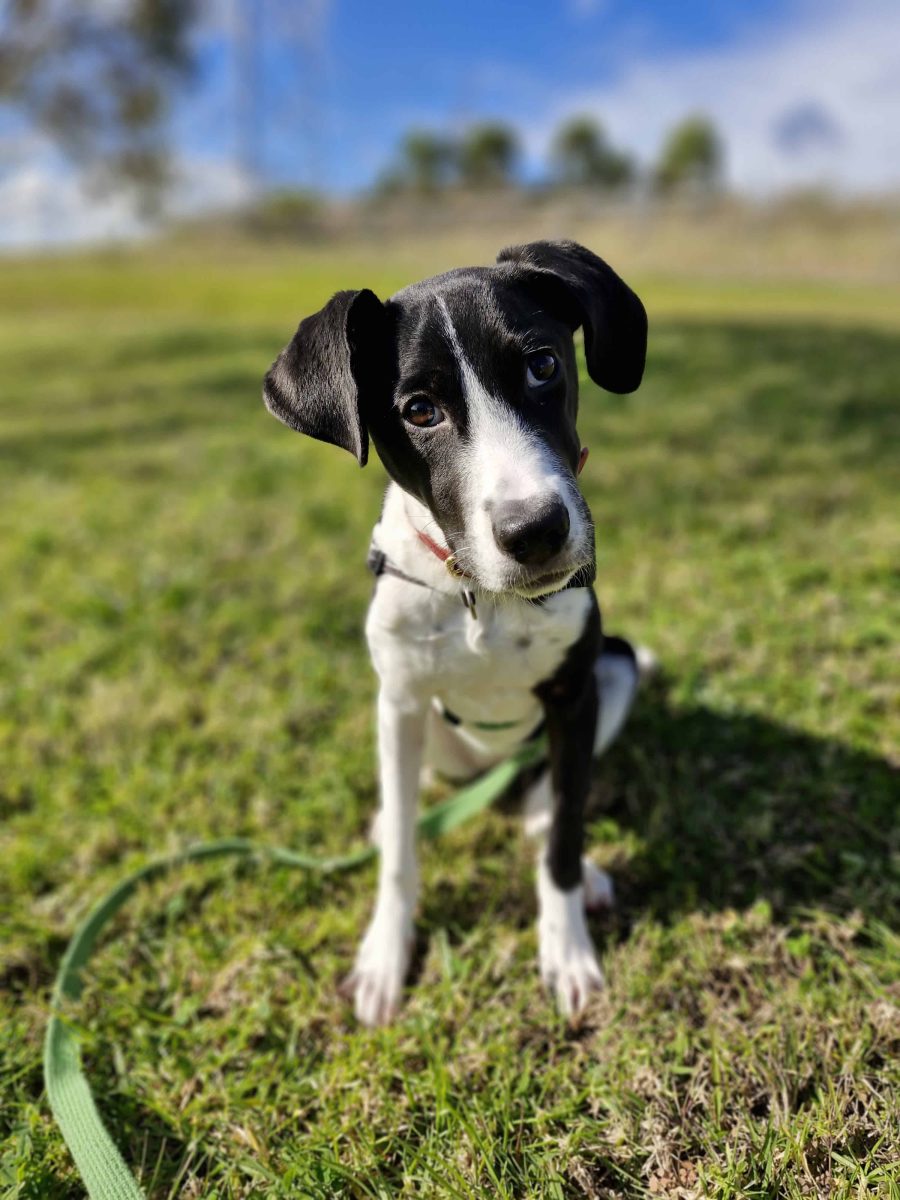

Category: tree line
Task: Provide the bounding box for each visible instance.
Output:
[379,115,724,197]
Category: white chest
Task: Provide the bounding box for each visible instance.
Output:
[366,573,591,722]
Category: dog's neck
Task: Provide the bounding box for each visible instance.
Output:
[370,486,462,597]
[400,490,456,566]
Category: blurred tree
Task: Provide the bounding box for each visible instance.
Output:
[399,130,456,193]
[243,188,325,238]
[458,123,519,188]
[654,115,724,194]
[0,0,197,201]
[551,115,634,189]
[371,167,407,199]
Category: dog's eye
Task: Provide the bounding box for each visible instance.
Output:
[525,351,559,388]
[403,397,444,428]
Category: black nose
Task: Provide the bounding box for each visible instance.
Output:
[492,497,570,566]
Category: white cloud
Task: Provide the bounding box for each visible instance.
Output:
[528,0,900,194]
[0,142,253,250]
[0,164,144,250]
[568,0,609,21]
[168,155,254,216]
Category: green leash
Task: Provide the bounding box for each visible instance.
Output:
[44,738,546,1199]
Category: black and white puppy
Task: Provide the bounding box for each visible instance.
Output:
[264,240,648,1024]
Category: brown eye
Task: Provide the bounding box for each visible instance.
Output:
[526,351,559,387]
[404,398,444,427]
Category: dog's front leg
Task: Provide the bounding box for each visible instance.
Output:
[349,686,426,1026]
[534,611,604,1018]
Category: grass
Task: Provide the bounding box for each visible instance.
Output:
[0,238,898,1199]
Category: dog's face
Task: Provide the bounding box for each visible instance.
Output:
[264,240,647,597]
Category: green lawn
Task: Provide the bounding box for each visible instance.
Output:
[1,243,898,1199]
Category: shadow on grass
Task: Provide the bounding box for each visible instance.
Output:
[427,676,898,937]
[642,321,900,471]
[0,413,208,466]
[3,319,899,476]
[603,675,898,929]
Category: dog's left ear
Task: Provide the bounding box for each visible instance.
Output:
[497,240,647,394]
[263,288,390,466]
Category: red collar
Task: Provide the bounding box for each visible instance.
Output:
[416,528,471,579]
[416,528,452,562]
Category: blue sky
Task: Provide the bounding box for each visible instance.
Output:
[1,0,898,244]
[183,0,796,192]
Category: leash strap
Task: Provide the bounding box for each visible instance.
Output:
[366,545,432,592]
[44,737,547,1199]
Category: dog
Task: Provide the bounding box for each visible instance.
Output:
[263,240,649,1025]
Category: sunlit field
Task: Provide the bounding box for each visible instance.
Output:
[1,231,898,1198]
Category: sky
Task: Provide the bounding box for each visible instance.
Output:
[1,0,899,247]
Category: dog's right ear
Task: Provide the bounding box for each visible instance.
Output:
[263,288,389,466]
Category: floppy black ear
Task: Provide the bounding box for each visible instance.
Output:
[497,240,647,394]
[263,287,388,465]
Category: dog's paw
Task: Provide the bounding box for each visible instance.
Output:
[344,905,413,1026]
[538,881,605,1018]
[582,858,615,912]
[635,643,660,681]
[539,915,605,1017]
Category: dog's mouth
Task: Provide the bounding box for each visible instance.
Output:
[449,559,584,600]
[445,543,592,600]
[511,564,583,600]
[438,515,592,600]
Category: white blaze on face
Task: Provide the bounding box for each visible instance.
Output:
[436,297,585,591]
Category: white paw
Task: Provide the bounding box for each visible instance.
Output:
[345,902,413,1026]
[582,858,615,912]
[635,644,660,680]
[537,877,605,1018]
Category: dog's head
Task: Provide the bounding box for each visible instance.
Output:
[264,240,647,597]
